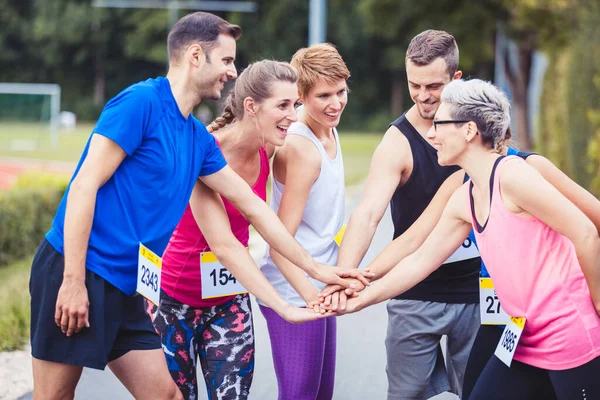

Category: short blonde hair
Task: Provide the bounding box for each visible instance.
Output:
[291,43,350,97]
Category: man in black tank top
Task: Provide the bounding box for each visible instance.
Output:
[335,30,480,399]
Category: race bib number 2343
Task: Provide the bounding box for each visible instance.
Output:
[137,243,162,306]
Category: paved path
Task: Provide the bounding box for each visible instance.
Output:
[11,186,459,400]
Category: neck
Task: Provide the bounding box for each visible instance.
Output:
[300,109,333,139]
[458,146,500,190]
[166,68,201,118]
[214,118,263,160]
[405,105,433,138]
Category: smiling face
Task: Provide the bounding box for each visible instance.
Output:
[406,57,457,120]
[252,81,300,146]
[195,34,238,101]
[300,78,348,130]
[427,102,471,166]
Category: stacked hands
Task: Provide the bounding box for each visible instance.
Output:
[308,266,374,316]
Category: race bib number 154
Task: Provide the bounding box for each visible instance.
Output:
[200,251,248,299]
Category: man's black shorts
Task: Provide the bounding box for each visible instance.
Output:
[29,239,161,370]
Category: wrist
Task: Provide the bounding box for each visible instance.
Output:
[63,269,86,283]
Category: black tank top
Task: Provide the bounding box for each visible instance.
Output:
[389,114,479,303]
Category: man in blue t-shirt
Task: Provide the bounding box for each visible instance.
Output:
[29,12,359,399]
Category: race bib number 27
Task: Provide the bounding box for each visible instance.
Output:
[479,278,510,325]
[137,243,162,306]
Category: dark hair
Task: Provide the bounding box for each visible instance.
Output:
[167,12,241,62]
[208,60,298,132]
[406,30,459,78]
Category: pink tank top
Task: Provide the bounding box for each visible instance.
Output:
[469,156,600,370]
[161,145,269,308]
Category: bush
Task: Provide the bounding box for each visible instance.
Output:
[0,259,31,351]
[0,172,68,267]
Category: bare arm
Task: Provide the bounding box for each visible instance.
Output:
[527,155,600,234]
[57,134,127,336]
[268,136,324,305]
[366,170,464,280]
[501,159,600,314]
[200,165,367,288]
[347,187,472,312]
[189,180,326,322]
[337,126,410,269]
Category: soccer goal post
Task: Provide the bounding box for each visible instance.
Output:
[0,83,61,150]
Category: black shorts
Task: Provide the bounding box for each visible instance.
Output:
[29,239,161,370]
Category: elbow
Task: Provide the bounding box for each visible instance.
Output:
[351,207,380,232]
[210,240,237,264]
[578,223,600,251]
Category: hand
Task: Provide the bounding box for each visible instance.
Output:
[282,304,336,324]
[320,278,367,299]
[310,264,374,288]
[336,294,365,316]
[55,277,90,336]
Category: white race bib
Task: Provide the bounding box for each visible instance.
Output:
[200,251,248,299]
[494,317,526,367]
[444,236,480,264]
[479,278,510,325]
[137,243,161,305]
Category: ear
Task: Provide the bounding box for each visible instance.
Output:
[453,70,463,80]
[298,91,306,105]
[243,97,257,116]
[465,121,478,142]
[188,44,206,68]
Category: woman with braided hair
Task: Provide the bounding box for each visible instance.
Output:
[151,60,355,400]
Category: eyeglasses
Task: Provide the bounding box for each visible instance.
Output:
[433,120,471,131]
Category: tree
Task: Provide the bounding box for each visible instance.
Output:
[494,0,577,150]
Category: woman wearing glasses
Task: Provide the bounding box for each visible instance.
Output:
[334,79,600,399]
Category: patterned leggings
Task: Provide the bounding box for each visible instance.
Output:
[150,291,255,400]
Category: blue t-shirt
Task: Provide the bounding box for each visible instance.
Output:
[46,77,227,295]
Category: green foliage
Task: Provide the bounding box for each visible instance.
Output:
[538,1,600,192]
[0,259,31,351]
[0,172,68,266]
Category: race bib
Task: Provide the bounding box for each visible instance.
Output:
[479,278,510,325]
[137,243,161,305]
[443,235,480,264]
[494,317,526,367]
[200,251,248,299]
[334,224,347,246]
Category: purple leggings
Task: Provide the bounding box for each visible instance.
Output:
[260,305,337,400]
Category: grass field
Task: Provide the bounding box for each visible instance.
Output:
[0,122,383,186]
[0,122,93,162]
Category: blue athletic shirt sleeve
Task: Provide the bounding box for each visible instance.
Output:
[197,120,227,176]
[93,84,160,156]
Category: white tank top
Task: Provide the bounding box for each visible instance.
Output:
[259,120,345,307]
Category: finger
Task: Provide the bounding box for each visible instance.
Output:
[319,284,343,298]
[66,312,78,337]
[335,275,352,288]
[350,271,372,286]
[331,292,339,311]
[324,294,332,307]
[339,291,348,311]
[76,312,87,332]
[55,299,63,327]
[351,291,359,298]
[60,310,70,334]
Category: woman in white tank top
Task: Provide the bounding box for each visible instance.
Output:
[259,43,351,400]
